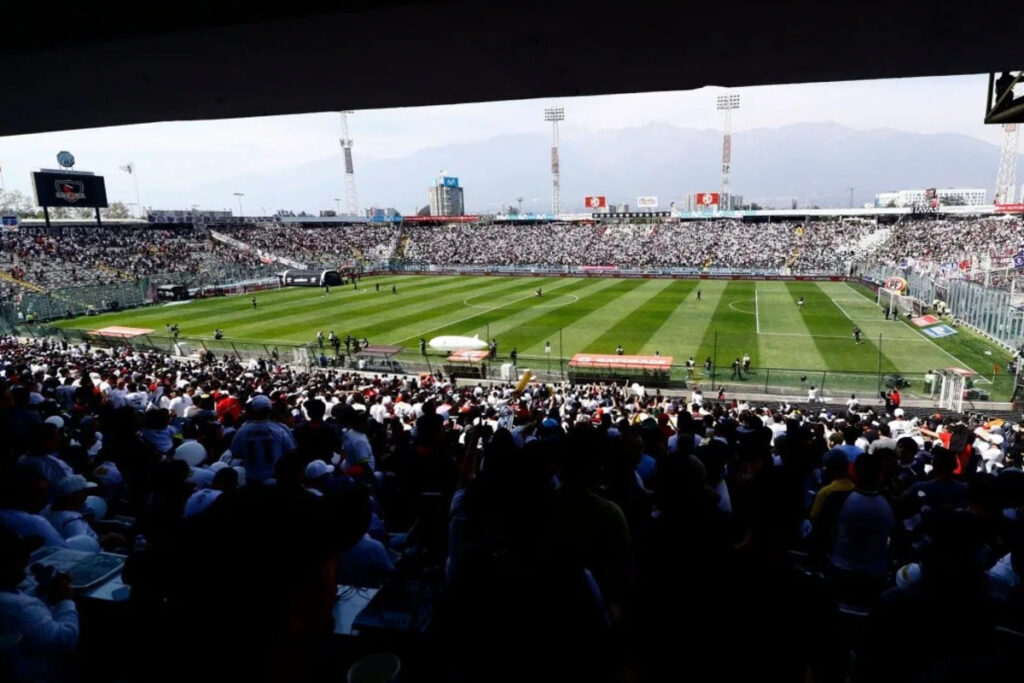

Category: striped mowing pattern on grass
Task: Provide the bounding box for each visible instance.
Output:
[51,274,1008,377]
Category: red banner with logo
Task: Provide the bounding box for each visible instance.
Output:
[696,192,720,207]
[584,196,607,209]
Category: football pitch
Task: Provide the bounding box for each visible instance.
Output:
[53,275,1014,397]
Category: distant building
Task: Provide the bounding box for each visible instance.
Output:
[874,187,986,208]
[429,175,465,216]
[365,207,401,219]
[615,203,630,213]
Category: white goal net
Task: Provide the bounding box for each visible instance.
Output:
[877,287,923,317]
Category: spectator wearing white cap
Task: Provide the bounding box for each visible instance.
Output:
[183,466,238,518]
[304,459,334,496]
[888,408,911,438]
[230,395,296,483]
[44,475,100,547]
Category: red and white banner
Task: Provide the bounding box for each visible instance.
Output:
[995,203,1024,213]
[569,354,673,370]
[401,215,480,223]
[695,192,720,207]
[447,349,490,363]
[912,315,940,327]
[584,196,607,209]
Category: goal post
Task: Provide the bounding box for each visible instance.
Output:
[877,286,923,317]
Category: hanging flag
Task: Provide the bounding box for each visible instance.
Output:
[119,163,134,174]
[1013,250,1024,269]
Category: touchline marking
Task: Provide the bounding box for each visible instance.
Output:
[754,287,761,334]
[389,278,579,344]
[758,331,921,340]
[839,282,979,373]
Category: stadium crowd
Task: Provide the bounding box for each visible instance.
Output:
[4,216,1023,305]
[1,226,264,300]
[1,334,1024,681]
[218,224,399,268]
[884,217,1024,273]
[216,220,873,272]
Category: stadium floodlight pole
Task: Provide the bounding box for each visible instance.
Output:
[339,111,359,216]
[716,94,740,210]
[544,106,565,216]
[119,162,143,218]
[995,123,1019,204]
[233,192,244,217]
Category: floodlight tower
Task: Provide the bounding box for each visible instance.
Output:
[339,111,359,216]
[716,93,740,210]
[544,106,565,215]
[995,123,1019,205]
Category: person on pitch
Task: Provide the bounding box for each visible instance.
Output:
[853,326,863,344]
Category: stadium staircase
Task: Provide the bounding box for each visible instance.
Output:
[0,269,46,294]
[395,235,410,259]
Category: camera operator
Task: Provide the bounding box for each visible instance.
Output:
[0,527,79,682]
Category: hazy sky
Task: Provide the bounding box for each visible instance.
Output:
[0,74,1002,212]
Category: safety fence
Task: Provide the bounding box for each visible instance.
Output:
[19,326,1014,402]
[859,264,1024,352]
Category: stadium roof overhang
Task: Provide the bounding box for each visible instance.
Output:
[2,1,1023,136]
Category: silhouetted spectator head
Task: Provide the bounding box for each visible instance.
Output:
[852,450,883,491]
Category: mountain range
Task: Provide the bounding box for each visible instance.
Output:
[180,122,1022,214]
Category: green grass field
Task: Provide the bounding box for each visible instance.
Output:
[51,275,1015,398]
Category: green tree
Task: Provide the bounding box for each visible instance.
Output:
[104,201,131,219]
[0,189,35,217]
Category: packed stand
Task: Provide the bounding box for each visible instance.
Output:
[2,334,1024,681]
[0,226,263,296]
[217,224,399,268]
[399,220,868,271]
[881,217,1024,275]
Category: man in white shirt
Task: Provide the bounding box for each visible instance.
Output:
[0,528,79,682]
[124,383,148,411]
[108,380,127,409]
[168,387,194,419]
[368,396,389,424]
[888,408,911,438]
